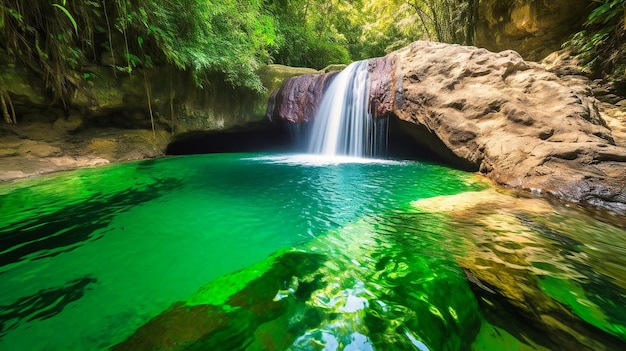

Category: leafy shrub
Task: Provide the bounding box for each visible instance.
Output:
[565,0,626,79]
[0,0,279,95]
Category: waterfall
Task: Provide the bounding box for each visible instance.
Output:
[307,60,386,158]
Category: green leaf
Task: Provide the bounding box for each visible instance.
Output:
[137,36,143,46]
[52,4,78,35]
[83,73,91,79]
[7,8,23,22]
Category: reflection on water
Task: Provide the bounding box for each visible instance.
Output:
[0,277,97,337]
[0,153,625,350]
[414,188,626,350]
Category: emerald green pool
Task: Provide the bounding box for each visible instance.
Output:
[0,153,625,350]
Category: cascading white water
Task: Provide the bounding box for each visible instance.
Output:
[307,61,376,157]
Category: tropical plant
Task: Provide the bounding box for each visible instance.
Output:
[0,0,482,108]
[565,0,626,78]
[331,0,478,61]
[266,0,350,69]
[0,0,280,99]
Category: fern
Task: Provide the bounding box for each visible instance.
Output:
[587,0,623,26]
[564,0,625,76]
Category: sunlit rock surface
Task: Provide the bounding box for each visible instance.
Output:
[393,41,626,214]
[474,0,589,61]
[268,41,626,214]
[412,188,626,350]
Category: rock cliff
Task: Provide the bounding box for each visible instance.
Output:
[268,41,626,214]
[0,62,314,180]
[474,0,590,61]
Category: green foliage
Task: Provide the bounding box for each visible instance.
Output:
[0,0,280,95]
[51,3,77,35]
[587,0,623,25]
[266,0,350,69]
[0,0,480,99]
[403,0,475,44]
[565,0,625,77]
[286,0,477,62]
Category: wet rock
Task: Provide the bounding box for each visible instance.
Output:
[112,215,486,351]
[412,189,626,350]
[368,56,397,119]
[0,122,168,181]
[269,41,626,214]
[266,56,397,124]
[266,71,337,124]
[112,250,327,351]
[0,53,48,108]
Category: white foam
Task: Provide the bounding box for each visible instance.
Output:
[248,154,406,166]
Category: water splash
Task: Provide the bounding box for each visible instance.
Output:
[307,61,386,157]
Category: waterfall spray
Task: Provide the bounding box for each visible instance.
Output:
[307,61,386,158]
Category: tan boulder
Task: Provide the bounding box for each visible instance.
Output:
[268,41,626,214]
[390,41,626,214]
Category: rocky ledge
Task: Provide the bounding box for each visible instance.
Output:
[0,120,170,181]
[268,41,626,215]
[0,64,317,181]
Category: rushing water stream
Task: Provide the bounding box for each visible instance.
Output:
[0,152,625,350]
[308,61,377,157]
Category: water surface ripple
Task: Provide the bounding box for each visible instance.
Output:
[0,153,624,351]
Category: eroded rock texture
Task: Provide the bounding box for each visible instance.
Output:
[266,71,337,124]
[475,0,590,61]
[268,41,626,214]
[266,56,398,124]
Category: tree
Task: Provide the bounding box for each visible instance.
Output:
[404,0,477,45]
[265,0,350,69]
[0,0,280,97]
[335,0,478,61]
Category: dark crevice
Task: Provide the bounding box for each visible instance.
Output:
[164,115,468,170]
[387,115,478,170]
[165,124,292,155]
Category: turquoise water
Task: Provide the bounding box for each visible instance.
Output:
[0,152,625,350]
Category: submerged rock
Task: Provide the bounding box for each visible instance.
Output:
[268,41,626,215]
[412,188,626,350]
[111,250,327,351]
[112,215,484,350]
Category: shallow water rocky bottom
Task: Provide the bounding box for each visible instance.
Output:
[0,153,624,350]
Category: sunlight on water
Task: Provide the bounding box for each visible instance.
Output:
[0,153,625,351]
[249,153,405,166]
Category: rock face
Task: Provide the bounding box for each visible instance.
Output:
[475,0,589,61]
[0,62,315,181]
[267,71,337,124]
[268,41,626,214]
[60,64,316,133]
[0,49,316,134]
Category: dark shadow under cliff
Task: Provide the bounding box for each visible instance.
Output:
[165,124,292,155]
[164,117,452,167]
